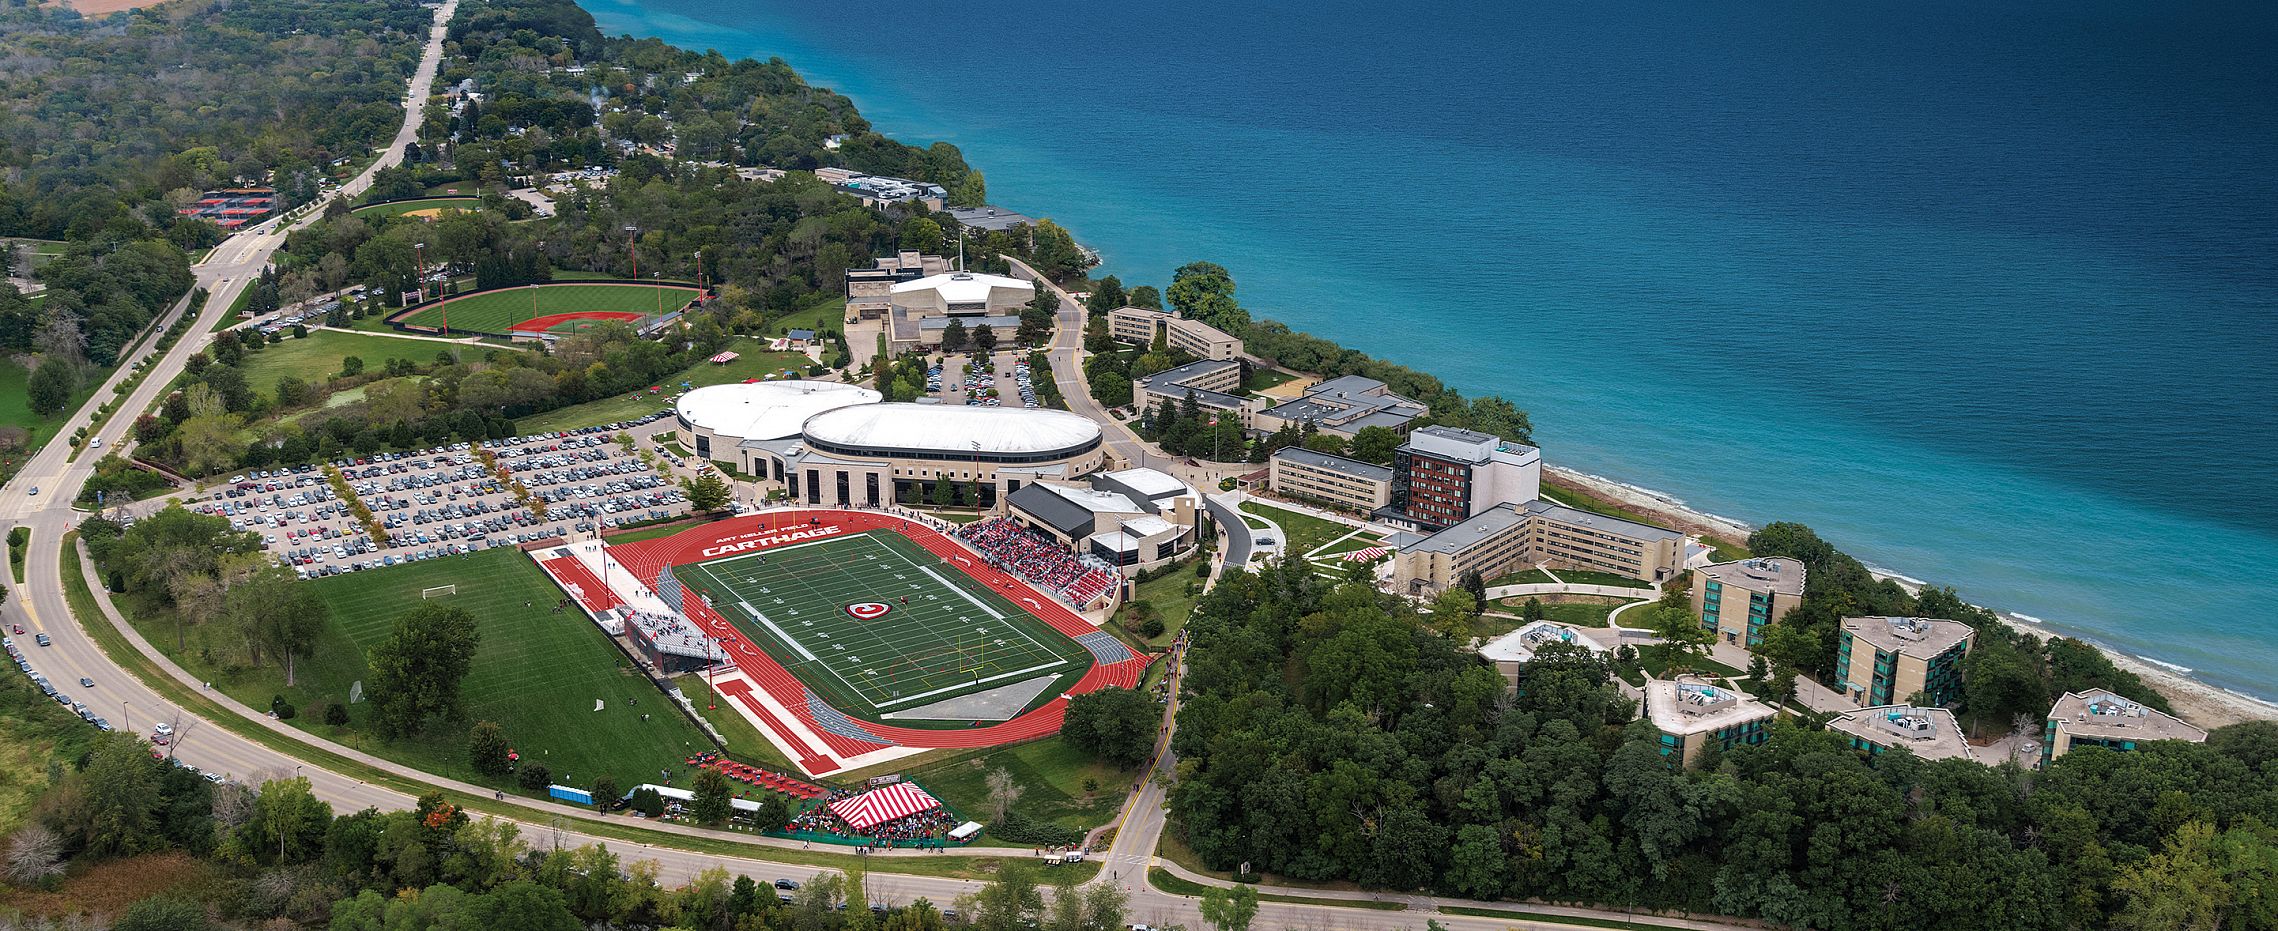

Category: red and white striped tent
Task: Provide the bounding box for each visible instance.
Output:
[828,782,943,832]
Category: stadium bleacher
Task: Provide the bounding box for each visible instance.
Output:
[956,517,1118,608]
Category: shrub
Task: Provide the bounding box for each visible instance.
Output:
[629,786,666,817]
[1140,617,1166,639]
[323,703,350,726]
[991,810,1082,846]
[518,764,552,792]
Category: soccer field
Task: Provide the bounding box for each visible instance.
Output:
[399,283,700,335]
[675,531,1090,717]
[302,548,717,788]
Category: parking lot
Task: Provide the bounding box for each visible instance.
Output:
[184,420,689,578]
[925,350,1043,409]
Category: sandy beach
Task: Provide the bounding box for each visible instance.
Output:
[1545,466,2276,730]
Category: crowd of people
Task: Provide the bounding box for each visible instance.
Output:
[959,518,1118,607]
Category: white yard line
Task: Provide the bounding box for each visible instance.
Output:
[875,659,1068,708]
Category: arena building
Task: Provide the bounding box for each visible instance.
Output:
[726,402,1106,511]
[673,381,884,462]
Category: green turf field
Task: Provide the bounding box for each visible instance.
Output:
[237,330,472,387]
[350,196,482,219]
[399,283,700,335]
[299,548,718,788]
[674,531,1089,717]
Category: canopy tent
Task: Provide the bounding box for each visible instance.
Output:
[827,782,942,832]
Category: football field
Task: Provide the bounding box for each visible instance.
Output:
[675,531,1089,716]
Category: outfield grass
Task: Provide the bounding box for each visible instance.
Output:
[399,283,699,335]
[237,330,469,388]
[350,196,483,219]
[905,736,1131,833]
[516,340,816,432]
[1238,500,1362,557]
[679,530,1090,720]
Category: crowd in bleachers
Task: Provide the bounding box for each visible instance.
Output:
[958,518,1118,608]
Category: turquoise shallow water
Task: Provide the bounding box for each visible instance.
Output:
[581,0,2278,698]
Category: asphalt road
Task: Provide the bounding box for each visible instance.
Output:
[0,14,1754,926]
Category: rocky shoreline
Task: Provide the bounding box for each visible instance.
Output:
[1544,466,2275,730]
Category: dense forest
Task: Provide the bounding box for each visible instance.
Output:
[1167,554,2278,930]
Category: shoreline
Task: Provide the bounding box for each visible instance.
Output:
[1544,466,2276,730]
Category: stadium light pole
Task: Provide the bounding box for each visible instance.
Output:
[624,223,640,290]
[532,240,544,323]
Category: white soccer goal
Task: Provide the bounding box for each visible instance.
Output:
[421,584,457,599]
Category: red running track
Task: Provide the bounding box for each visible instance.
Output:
[538,554,623,613]
[606,512,1150,756]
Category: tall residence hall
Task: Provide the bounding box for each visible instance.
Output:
[1381,426,1541,531]
[1691,557,1806,648]
[2042,689,2207,766]
[1645,676,1774,767]
[1107,306,1242,360]
[1826,705,1978,762]
[674,382,1104,511]
[1835,616,1974,708]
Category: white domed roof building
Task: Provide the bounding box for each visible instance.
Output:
[694,393,1107,512]
[672,381,883,461]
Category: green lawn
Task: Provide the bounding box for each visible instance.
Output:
[1242,366,1298,393]
[237,330,470,388]
[398,283,699,335]
[1148,869,1405,911]
[1637,646,1745,680]
[349,196,482,219]
[0,355,121,464]
[767,297,847,337]
[516,339,815,432]
[1127,562,1207,648]
[1440,905,1688,930]
[669,673,797,773]
[1547,568,1657,590]
[124,547,719,790]
[1489,568,1556,587]
[1492,596,1633,629]
[1238,501,1362,557]
[906,737,1131,833]
[1310,529,1387,557]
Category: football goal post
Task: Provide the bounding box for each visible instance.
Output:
[421,584,457,599]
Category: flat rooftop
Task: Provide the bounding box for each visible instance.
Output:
[1842,616,1974,658]
[1827,705,1977,762]
[1699,557,1806,597]
[1645,676,1775,736]
[1405,502,1530,555]
[2050,689,2208,744]
[1478,621,1608,664]
[1272,447,1393,482]
[1523,499,1684,543]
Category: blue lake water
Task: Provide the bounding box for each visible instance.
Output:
[581,0,2278,698]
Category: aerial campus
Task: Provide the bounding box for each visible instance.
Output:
[0,0,2271,929]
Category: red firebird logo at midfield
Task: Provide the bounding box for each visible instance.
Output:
[846,602,892,620]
